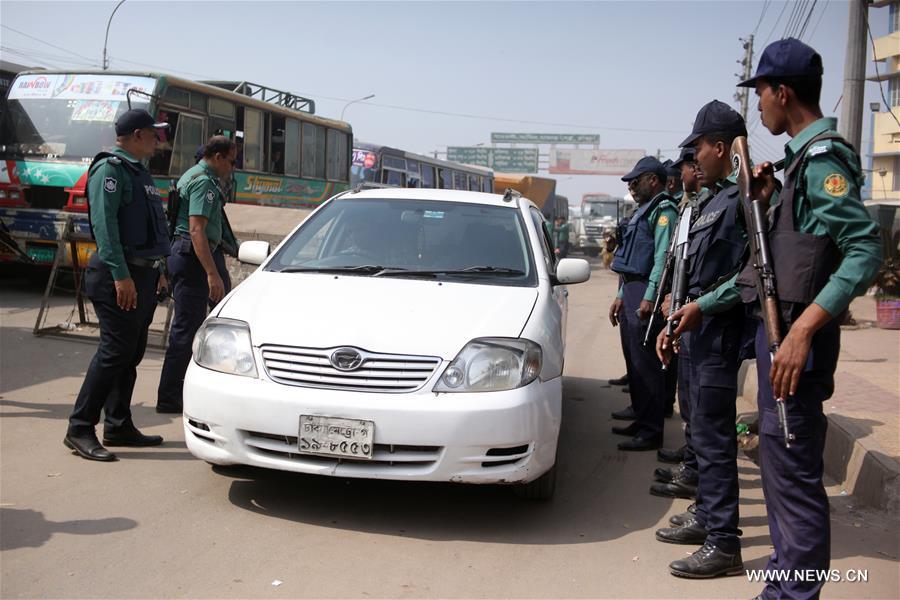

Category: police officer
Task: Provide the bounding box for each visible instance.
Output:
[735,39,881,600]
[609,156,678,450]
[64,109,171,461]
[654,100,749,577]
[156,136,237,413]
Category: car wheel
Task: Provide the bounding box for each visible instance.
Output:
[513,464,556,500]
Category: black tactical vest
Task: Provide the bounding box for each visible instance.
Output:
[612,193,671,277]
[686,184,746,298]
[86,152,171,260]
[736,133,845,311]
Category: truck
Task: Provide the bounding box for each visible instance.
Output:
[493,173,561,220]
[572,193,635,257]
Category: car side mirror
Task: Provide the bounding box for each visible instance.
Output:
[553,258,591,285]
[238,240,271,265]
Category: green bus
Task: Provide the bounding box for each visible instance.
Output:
[0,70,352,265]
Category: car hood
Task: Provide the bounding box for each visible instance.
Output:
[217,272,539,359]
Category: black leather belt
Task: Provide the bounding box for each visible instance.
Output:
[126,256,163,269]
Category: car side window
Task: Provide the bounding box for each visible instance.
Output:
[529,208,556,273]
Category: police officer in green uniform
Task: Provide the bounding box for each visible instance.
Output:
[609,156,679,450]
[156,136,238,413]
[65,109,170,461]
[735,38,882,600]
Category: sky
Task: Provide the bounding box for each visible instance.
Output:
[0,0,892,205]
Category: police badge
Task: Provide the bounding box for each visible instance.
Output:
[206,190,215,203]
[104,177,117,193]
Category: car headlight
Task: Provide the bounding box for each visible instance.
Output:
[434,338,542,393]
[192,318,258,378]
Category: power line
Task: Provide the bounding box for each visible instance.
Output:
[762,1,791,47]
[783,0,805,38]
[798,0,819,40]
[807,0,831,41]
[1,45,99,68]
[0,24,97,64]
[752,0,771,36]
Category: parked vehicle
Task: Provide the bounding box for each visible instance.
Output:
[183,187,591,499]
[572,193,635,257]
[351,142,493,192]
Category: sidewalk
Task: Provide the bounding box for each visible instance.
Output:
[738,295,900,511]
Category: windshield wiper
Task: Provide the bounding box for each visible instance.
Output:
[276,265,392,275]
[375,266,524,278]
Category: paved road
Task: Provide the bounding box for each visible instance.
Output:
[1,261,898,599]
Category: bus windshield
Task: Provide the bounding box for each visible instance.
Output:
[350,148,378,186]
[2,73,156,160]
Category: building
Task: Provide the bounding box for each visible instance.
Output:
[868,1,900,205]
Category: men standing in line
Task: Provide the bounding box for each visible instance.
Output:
[734,38,881,600]
[65,109,171,461]
[608,156,678,450]
[654,100,749,578]
[156,136,238,413]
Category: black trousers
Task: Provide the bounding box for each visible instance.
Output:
[157,238,230,409]
[68,253,159,436]
[621,279,665,439]
[677,332,697,475]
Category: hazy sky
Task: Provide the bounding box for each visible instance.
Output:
[0,0,891,203]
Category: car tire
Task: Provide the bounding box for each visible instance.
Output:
[513,464,557,500]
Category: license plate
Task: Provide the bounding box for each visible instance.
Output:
[298,415,374,460]
[26,244,56,264]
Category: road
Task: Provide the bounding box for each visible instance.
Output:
[1,260,898,599]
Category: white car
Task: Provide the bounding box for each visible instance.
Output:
[183,187,590,499]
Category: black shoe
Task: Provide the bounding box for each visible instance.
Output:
[669,542,744,578]
[610,406,636,420]
[103,426,164,447]
[665,405,674,418]
[608,374,629,386]
[618,435,662,451]
[657,445,686,464]
[611,422,639,437]
[655,517,708,545]
[621,386,630,394]
[64,433,117,462]
[654,463,685,483]
[649,475,698,499]
[156,404,183,414]
[669,503,698,527]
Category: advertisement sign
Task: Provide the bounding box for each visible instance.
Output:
[8,74,156,102]
[447,147,539,173]
[491,132,600,145]
[549,149,646,175]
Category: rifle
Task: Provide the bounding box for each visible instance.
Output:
[731,136,794,449]
[661,204,693,371]
[642,220,677,347]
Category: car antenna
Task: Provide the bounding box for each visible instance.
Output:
[502,188,521,203]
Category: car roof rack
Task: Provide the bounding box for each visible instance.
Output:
[201,81,315,114]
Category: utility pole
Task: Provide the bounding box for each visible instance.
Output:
[839,0,867,150]
[735,35,754,121]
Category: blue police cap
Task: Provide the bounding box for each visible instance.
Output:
[737,37,823,88]
[679,100,747,148]
[115,109,168,136]
[670,146,696,170]
[662,159,680,178]
[621,156,668,182]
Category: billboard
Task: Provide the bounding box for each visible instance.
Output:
[447,147,539,173]
[491,132,600,145]
[549,149,646,175]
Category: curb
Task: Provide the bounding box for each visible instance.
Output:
[738,361,900,512]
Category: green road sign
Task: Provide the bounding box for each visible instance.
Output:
[491,132,600,145]
[447,147,539,173]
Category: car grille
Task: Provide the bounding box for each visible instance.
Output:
[242,430,442,469]
[259,345,442,393]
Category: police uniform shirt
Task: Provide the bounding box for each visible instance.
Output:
[615,192,678,301]
[88,147,162,281]
[174,160,226,247]
[698,118,881,317]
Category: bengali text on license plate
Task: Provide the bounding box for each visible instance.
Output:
[298,415,374,460]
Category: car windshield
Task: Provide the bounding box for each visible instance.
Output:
[266,197,536,286]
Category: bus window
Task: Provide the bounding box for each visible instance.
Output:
[150,110,177,175]
[302,122,326,179]
[243,108,263,171]
[421,165,435,188]
[168,113,205,177]
[482,178,493,193]
[314,124,326,179]
[190,93,207,113]
[284,118,300,177]
[406,161,420,188]
[326,128,346,181]
[270,114,285,174]
[163,87,190,108]
[338,132,349,181]
[382,169,404,187]
[453,171,467,190]
[468,175,480,191]
[438,168,452,189]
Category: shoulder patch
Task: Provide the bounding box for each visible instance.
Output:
[206,189,215,203]
[807,145,829,158]
[657,215,669,227]
[103,177,117,193]
[823,173,848,198]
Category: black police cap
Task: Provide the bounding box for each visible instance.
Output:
[621,156,668,183]
[662,159,680,178]
[115,109,169,136]
[679,100,747,148]
[738,37,823,88]
[670,146,696,170]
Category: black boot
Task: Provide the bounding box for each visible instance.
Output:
[650,471,698,499]
[64,433,117,462]
[668,503,697,526]
[668,542,743,578]
[611,422,639,437]
[103,424,164,447]
[657,444,686,464]
[654,463,687,483]
[608,374,628,386]
[655,517,708,545]
[610,405,636,420]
